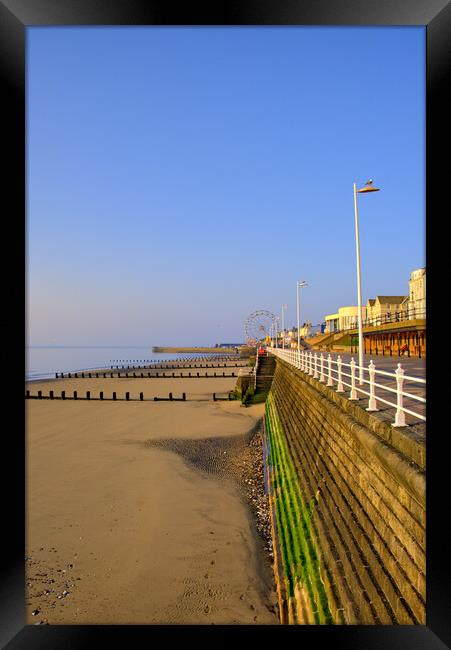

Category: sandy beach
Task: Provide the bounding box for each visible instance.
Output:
[25,374,278,625]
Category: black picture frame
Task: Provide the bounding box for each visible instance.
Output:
[2,0,450,647]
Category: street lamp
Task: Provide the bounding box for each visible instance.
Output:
[275,317,280,348]
[354,179,380,384]
[297,281,308,351]
[281,304,287,349]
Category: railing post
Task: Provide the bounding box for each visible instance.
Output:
[393,363,407,427]
[366,360,378,411]
[313,353,319,379]
[327,354,333,386]
[308,352,313,376]
[349,358,358,400]
[337,355,345,393]
[319,353,325,382]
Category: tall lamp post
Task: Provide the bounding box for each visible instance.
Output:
[275,317,280,348]
[281,304,287,349]
[297,281,308,351]
[354,179,380,384]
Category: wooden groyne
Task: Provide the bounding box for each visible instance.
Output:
[55,370,238,379]
[25,390,234,402]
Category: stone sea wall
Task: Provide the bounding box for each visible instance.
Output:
[265,357,425,625]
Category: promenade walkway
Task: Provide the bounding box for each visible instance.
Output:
[270,349,425,435]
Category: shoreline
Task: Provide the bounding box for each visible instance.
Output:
[26,356,245,384]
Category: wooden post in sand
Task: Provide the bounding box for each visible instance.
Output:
[169,392,173,401]
[50,390,54,399]
[213,393,216,401]
[182,393,186,401]
[73,391,77,399]
[86,391,90,400]
[113,392,116,401]
[126,392,130,401]
[61,390,65,400]
[26,390,30,398]
[100,391,103,400]
[38,390,42,399]
[140,392,143,401]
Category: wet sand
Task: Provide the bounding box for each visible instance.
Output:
[26,375,278,624]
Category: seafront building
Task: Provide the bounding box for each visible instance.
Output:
[365,296,408,325]
[407,267,426,318]
[324,267,425,332]
[324,306,368,334]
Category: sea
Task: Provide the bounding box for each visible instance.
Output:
[26,346,224,382]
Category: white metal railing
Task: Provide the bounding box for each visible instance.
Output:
[252,351,260,390]
[268,348,425,427]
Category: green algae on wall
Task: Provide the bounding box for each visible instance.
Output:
[265,393,333,625]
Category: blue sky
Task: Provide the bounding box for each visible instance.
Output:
[27,27,425,346]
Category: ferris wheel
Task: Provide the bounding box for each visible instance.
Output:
[244,310,277,345]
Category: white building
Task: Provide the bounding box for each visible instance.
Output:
[407,267,426,319]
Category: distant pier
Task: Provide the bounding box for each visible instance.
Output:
[152,346,239,354]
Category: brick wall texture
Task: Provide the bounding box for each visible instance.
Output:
[266,358,425,625]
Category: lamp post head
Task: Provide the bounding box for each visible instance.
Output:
[357,179,380,193]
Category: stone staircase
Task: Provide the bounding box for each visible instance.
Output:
[255,354,276,393]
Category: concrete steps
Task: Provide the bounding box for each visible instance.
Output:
[256,355,276,393]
